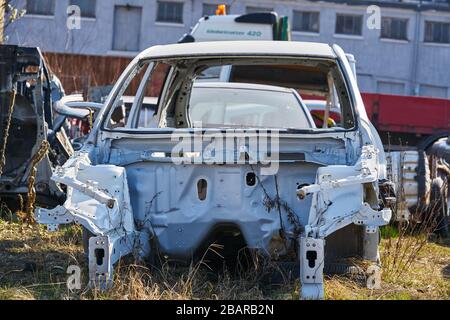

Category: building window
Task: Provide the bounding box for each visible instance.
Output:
[293,11,319,33]
[245,6,273,14]
[335,14,363,36]
[381,17,408,40]
[424,21,450,44]
[113,6,142,52]
[420,84,448,98]
[26,0,55,16]
[202,4,217,16]
[69,0,96,18]
[156,1,184,24]
[377,81,405,95]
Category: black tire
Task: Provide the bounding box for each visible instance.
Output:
[430,178,449,238]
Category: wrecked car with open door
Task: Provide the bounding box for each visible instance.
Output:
[0,45,101,212]
[0,45,72,210]
[36,41,392,299]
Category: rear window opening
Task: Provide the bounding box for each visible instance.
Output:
[103,57,355,133]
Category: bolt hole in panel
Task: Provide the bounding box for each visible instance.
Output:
[197,179,207,201]
[95,248,105,266]
[306,250,317,268]
[246,172,256,186]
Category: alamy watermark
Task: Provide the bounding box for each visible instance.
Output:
[366,265,382,290]
[67,265,81,291]
[65,263,381,291]
[367,5,381,30]
[170,122,280,175]
[65,5,384,32]
[67,5,81,30]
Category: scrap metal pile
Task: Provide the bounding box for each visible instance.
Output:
[0,45,96,212]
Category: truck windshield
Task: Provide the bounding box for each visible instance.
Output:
[188,84,314,129]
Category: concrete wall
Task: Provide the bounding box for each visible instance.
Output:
[4,0,450,98]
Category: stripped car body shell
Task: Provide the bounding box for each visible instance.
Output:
[0,45,71,207]
[36,41,392,299]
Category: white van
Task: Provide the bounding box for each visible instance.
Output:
[179,11,290,43]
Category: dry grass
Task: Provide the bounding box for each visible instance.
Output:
[0,220,448,300]
[90,264,271,300]
[325,237,450,300]
[0,220,84,299]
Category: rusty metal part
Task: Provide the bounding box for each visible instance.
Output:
[437,163,450,177]
[23,140,50,224]
[88,107,94,131]
[0,90,16,176]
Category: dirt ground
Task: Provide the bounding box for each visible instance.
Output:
[0,220,449,300]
